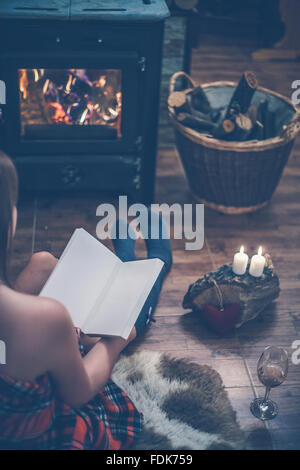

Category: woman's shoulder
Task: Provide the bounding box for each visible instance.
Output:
[0,284,72,380]
[0,283,68,321]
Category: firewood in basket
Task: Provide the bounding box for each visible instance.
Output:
[185,98,210,120]
[257,99,276,139]
[233,113,253,141]
[168,91,192,114]
[246,104,264,140]
[225,71,258,118]
[214,118,236,139]
[249,120,264,140]
[210,108,222,123]
[186,94,221,123]
[247,104,258,125]
[177,112,217,133]
[188,86,212,115]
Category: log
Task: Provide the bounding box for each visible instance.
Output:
[183,254,280,328]
[185,97,211,121]
[257,99,276,139]
[210,107,222,123]
[233,113,253,141]
[247,104,265,140]
[187,94,221,123]
[225,71,258,118]
[213,118,235,139]
[249,120,264,140]
[247,104,258,125]
[168,91,188,110]
[168,91,192,114]
[177,112,217,133]
[187,86,211,115]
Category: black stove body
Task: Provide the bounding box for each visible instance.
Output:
[0,1,169,202]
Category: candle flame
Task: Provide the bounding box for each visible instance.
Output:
[240,245,244,254]
[258,246,263,256]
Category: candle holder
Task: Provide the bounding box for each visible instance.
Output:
[183,254,280,328]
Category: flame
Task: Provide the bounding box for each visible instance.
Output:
[80,108,89,124]
[47,102,68,123]
[116,92,122,106]
[98,75,107,88]
[20,68,122,133]
[108,107,118,117]
[65,74,73,93]
[258,246,263,256]
[240,245,244,254]
[19,69,28,100]
[33,69,39,82]
[43,79,50,95]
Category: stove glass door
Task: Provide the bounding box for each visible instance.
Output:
[19,68,123,141]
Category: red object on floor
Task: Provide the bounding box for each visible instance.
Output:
[202,303,241,335]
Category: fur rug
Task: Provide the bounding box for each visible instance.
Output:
[112,351,245,450]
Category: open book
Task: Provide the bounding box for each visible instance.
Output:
[40,228,164,339]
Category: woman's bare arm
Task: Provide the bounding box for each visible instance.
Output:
[79,333,101,352]
[1,283,133,407]
[45,302,134,408]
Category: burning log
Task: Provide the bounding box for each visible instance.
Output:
[20,67,123,129]
[44,102,69,124]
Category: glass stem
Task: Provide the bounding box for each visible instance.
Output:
[263,386,271,405]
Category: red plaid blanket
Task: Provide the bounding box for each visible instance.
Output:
[0,329,142,450]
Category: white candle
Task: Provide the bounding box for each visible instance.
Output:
[249,246,266,277]
[232,245,249,275]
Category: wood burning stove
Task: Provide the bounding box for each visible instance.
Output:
[0,1,169,203]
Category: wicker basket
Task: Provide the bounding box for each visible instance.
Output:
[169,72,300,214]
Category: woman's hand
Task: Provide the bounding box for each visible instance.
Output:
[127,326,137,343]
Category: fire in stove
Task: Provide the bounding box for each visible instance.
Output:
[19,68,122,139]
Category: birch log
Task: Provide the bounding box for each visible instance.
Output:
[183,255,280,327]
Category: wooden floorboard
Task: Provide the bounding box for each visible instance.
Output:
[10,35,300,450]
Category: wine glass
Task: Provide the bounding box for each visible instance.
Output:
[250,346,289,421]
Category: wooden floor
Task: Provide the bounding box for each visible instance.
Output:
[11,36,300,450]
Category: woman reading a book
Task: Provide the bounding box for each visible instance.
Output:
[0,151,172,450]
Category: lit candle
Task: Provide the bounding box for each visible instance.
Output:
[232,245,249,275]
[249,246,266,277]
